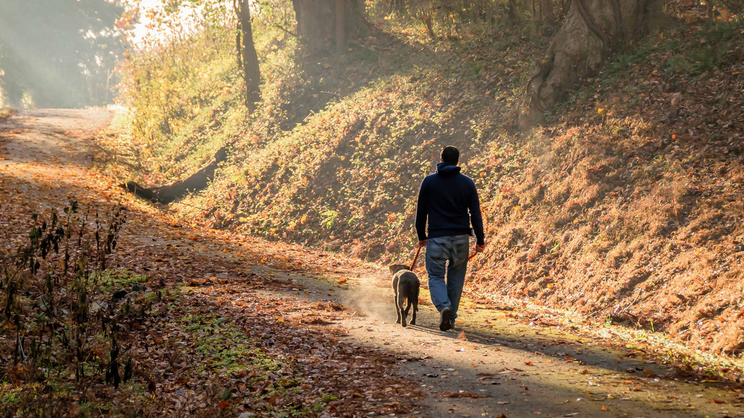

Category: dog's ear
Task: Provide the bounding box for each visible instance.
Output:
[389,264,409,274]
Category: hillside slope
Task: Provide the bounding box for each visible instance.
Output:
[109,5,744,356]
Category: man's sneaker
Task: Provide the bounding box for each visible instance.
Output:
[439,307,452,331]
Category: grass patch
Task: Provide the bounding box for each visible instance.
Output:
[99,269,148,290]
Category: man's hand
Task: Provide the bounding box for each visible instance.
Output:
[475,244,486,253]
[418,240,427,247]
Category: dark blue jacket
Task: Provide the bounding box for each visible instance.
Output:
[415,162,485,245]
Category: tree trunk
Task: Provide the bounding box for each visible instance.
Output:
[422,13,437,41]
[541,0,556,26]
[388,0,405,13]
[519,0,660,126]
[335,0,346,54]
[508,0,520,22]
[235,0,261,112]
[293,0,366,52]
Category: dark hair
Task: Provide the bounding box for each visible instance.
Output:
[441,146,459,164]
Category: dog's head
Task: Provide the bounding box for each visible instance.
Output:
[389,264,410,274]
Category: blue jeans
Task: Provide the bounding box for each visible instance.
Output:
[425,235,470,321]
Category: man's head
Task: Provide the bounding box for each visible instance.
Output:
[440,146,459,165]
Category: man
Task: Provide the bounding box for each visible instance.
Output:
[415,146,485,331]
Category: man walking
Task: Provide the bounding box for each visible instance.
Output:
[416,146,485,331]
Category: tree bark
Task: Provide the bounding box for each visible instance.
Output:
[541,0,556,26]
[519,0,659,126]
[422,13,437,40]
[335,0,346,54]
[508,0,520,22]
[235,0,261,112]
[293,0,366,52]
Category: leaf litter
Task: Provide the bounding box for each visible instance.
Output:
[4,101,744,417]
[0,110,424,417]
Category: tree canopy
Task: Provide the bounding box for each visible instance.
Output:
[0,0,124,108]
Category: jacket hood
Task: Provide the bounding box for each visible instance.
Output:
[436,162,461,176]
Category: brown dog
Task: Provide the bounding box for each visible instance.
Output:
[389,264,420,327]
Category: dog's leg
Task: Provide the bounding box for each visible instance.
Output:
[394,292,402,324]
[393,276,401,324]
[411,285,419,325]
[399,282,408,327]
[411,287,419,325]
[402,298,411,328]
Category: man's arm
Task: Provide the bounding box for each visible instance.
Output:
[469,182,485,247]
[415,178,429,243]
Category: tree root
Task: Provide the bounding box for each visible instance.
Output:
[123,147,227,204]
[574,0,609,51]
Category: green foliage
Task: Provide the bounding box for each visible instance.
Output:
[664,21,736,77]
[0,107,15,121]
[321,210,340,230]
[367,0,536,42]
[116,0,302,185]
[0,202,131,415]
[100,269,148,292]
[117,25,239,182]
[0,0,124,108]
[0,388,20,407]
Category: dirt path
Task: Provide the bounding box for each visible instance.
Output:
[2,109,743,417]
[266,270,744,418]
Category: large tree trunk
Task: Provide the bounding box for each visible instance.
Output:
[519,0,660,126]
[293,0,367,52]
[235,0,261,112]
